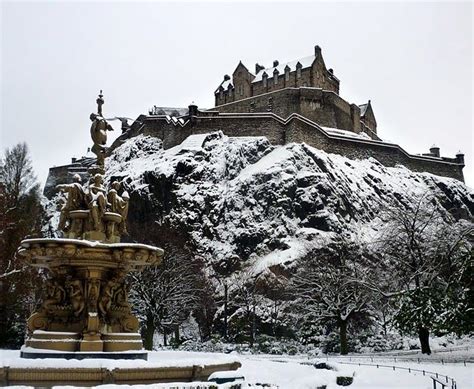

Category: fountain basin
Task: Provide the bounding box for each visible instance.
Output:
[17,238,164,354]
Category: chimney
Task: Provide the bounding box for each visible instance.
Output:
[255,63,265,74]
[328,68,334,74]
[71,157,77,164]
[273,60,279,67]
[224,74,230,81]
[456,151,465,165]
[429,145,440,158]
[314,45,321,56]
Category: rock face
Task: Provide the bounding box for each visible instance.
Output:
[104,132,473,277]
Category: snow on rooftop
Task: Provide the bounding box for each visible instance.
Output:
[215,79,233,93]
[252,55,316,83]
[359,103,369,117]
[321,126,373,141]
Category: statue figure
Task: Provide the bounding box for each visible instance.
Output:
[42,279,66,313]
[87,278,101,313]
[107,181,130,234]
[99,276,119,317]
[67,279,85,317]
[90,91,114,169]
[90,114,114,168]
[56,174,84,231]
[114,283,130,309]
[86,174,107,231]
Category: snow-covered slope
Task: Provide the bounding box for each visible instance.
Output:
[105,132,473,276]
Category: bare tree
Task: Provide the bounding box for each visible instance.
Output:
[377,193,473,354]
[0,143,43,347]
[130,244,203,349]
[289,240,374,355]
[229,270,263,346]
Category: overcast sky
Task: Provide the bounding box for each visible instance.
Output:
[1,1,472,188]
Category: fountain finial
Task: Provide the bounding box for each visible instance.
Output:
[96,90,104,116]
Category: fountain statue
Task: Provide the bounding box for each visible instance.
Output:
[17,92,163,358]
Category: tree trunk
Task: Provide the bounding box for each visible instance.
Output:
[143,313,155,351]
[163,329,168,347]
[174,325,180,345]
[250,305,256,347]
[418,326,431,355]
[339,319,349,355]
[224,282,228,340]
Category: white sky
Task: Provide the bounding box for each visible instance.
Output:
[1,1,473,187]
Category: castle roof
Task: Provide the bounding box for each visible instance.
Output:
[252,55,316,83]
[149,106,189,117]
[215,78,233,94]
[359,103,369,117]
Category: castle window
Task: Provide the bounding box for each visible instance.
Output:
[285,68,290,81]
[238,85,243,96]
[297,68,301,78]
[274,71,279,85]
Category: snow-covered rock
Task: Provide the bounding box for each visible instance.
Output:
[104,132,473,278]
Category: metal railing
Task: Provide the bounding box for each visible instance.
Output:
[333,360,457,389]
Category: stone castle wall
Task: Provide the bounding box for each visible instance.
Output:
[214,88,368,137]
[110,111,464,182]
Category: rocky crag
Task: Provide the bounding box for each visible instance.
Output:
[102,132,472,274]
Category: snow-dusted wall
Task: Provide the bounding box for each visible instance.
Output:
[110,112,465,182]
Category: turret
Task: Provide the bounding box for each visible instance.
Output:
[456,151,465,165]
[188,103,198,116]
[429,145,440,158]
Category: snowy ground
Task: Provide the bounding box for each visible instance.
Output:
[2,349,472,388]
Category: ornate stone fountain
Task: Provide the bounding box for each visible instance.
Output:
[17,93,163,359]
[4,93,241,386]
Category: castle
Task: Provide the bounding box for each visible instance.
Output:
[44,46,465,197]
[214,45,378,140]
